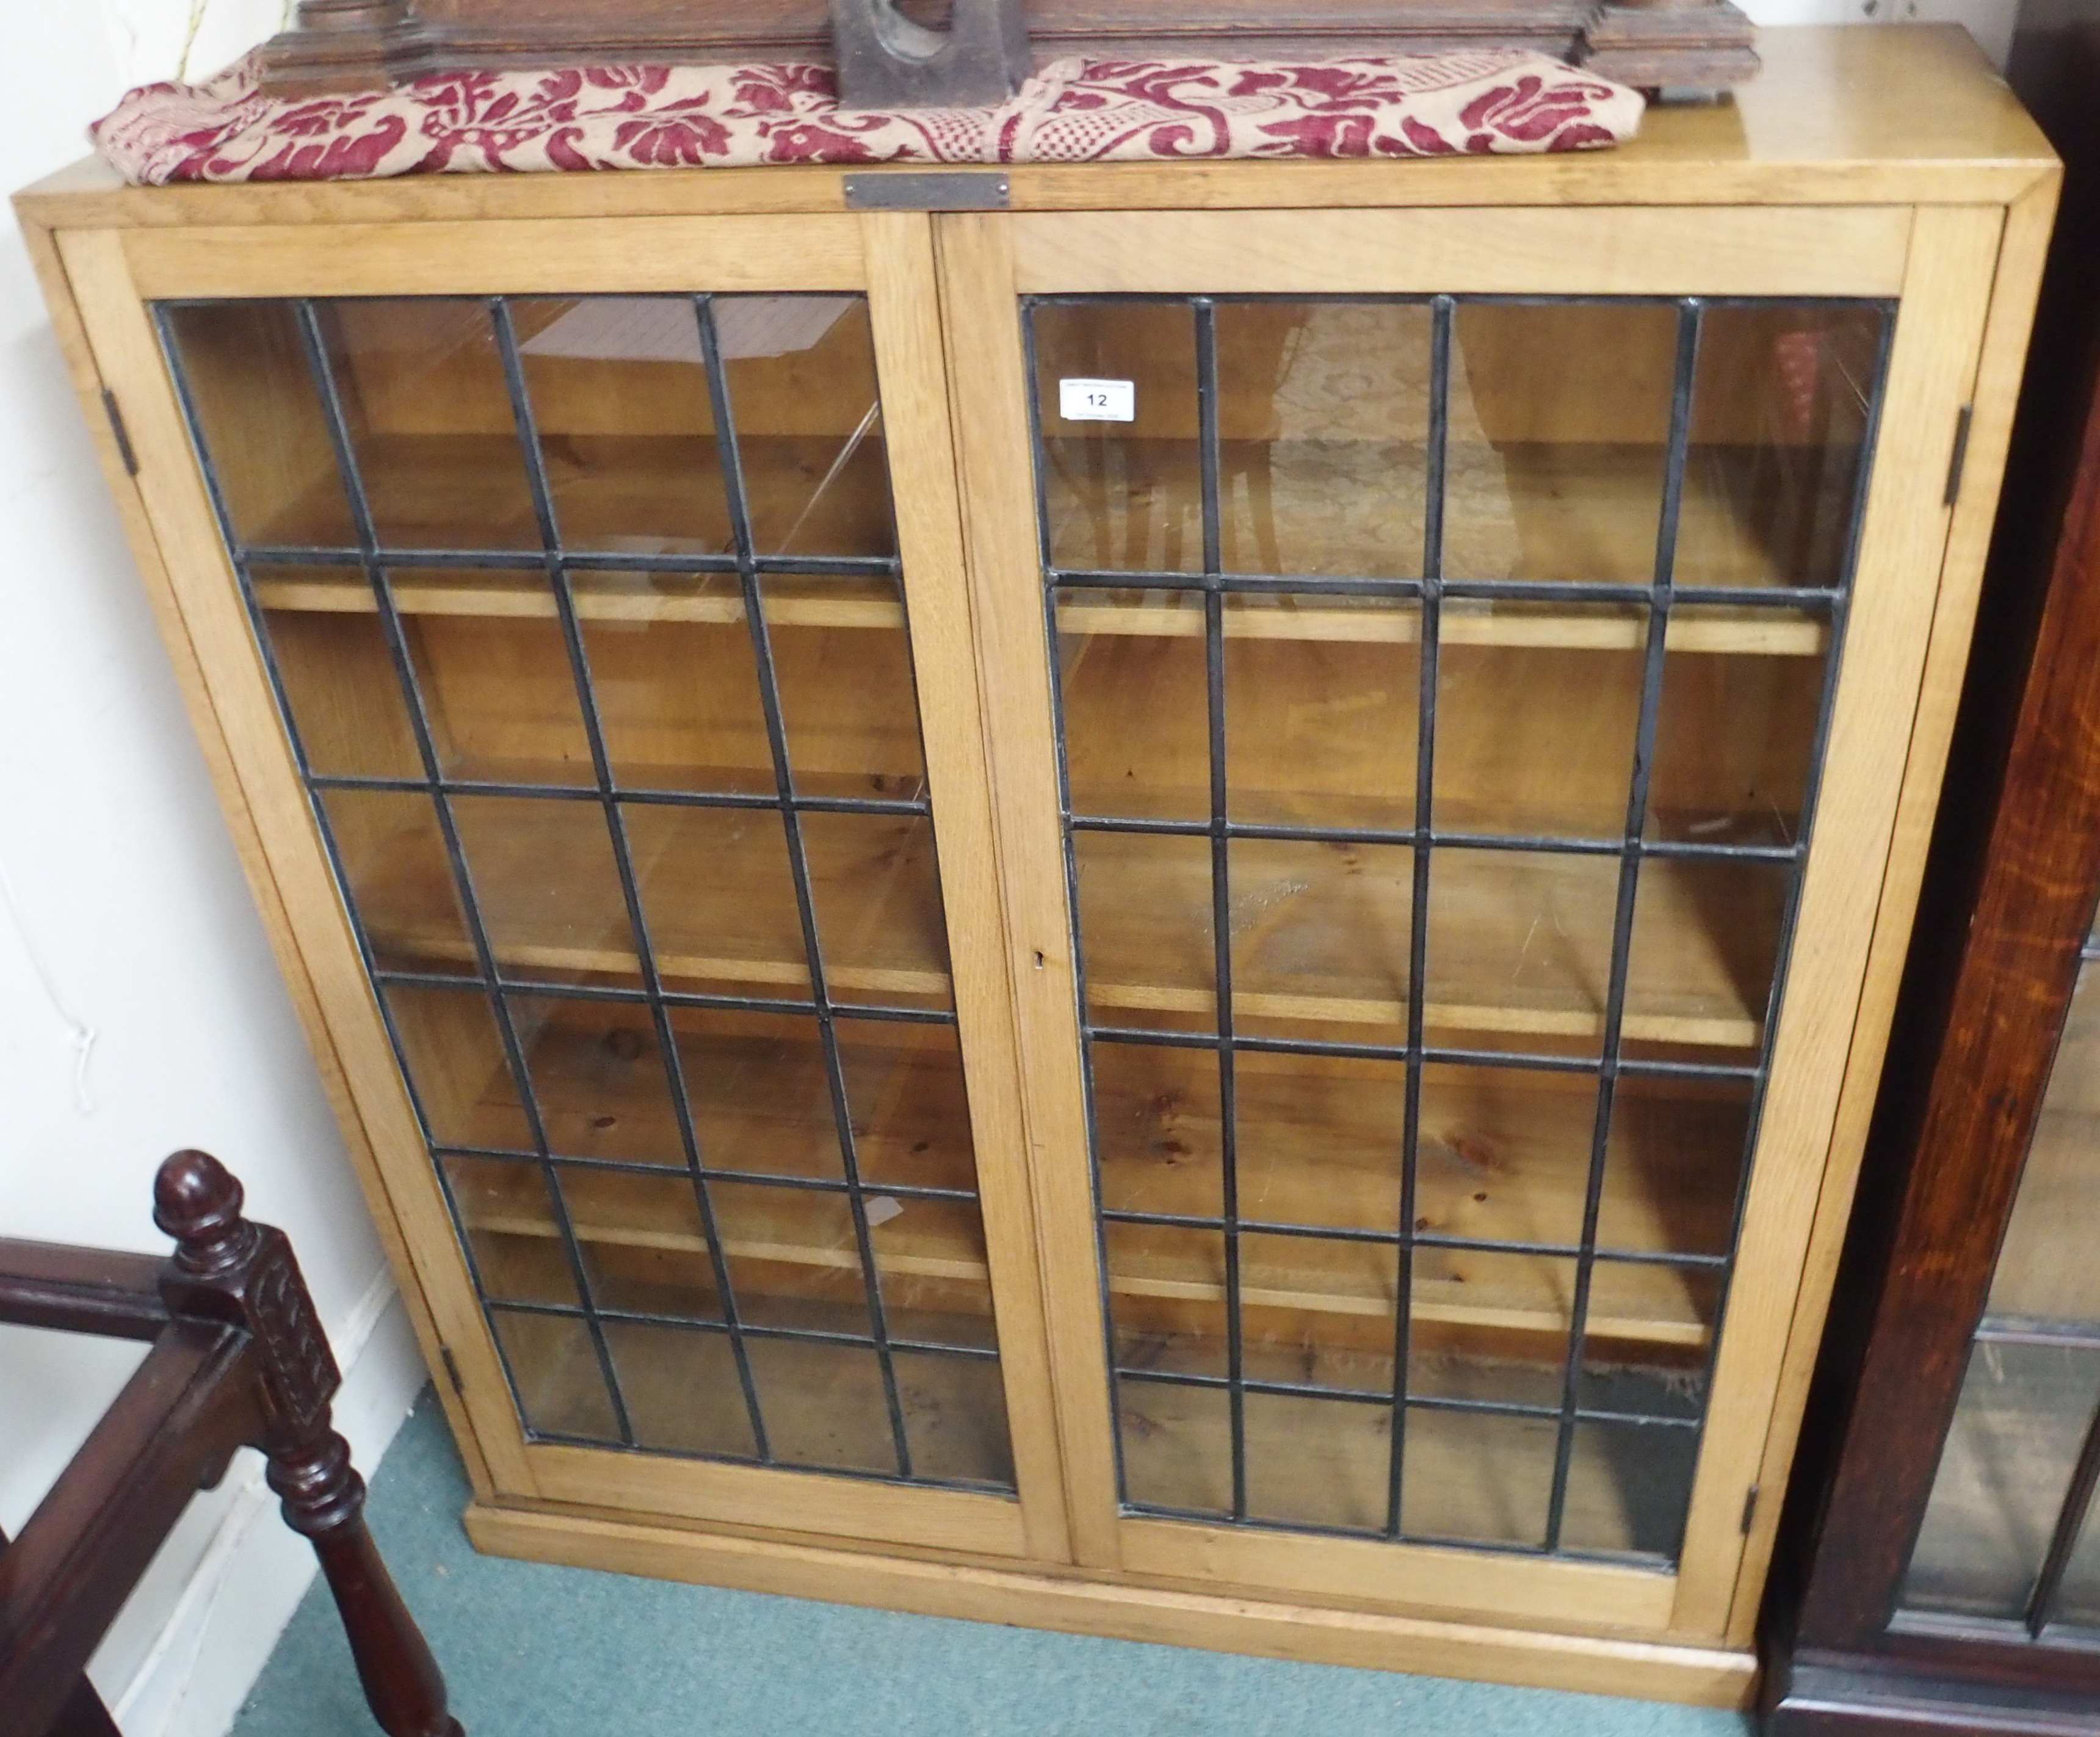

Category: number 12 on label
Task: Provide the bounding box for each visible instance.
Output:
[1059,378,1137,423]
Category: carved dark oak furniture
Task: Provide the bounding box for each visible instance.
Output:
[0,1152,462,1737]
[1761,18,2100,1733]
[256,0,1758,98]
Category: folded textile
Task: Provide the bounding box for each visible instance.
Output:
[91,50,1643,185]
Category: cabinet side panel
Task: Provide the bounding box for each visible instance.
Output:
[1667,204,2015,1639]
[934,212,1125,1569]
[51,226,535,1498]
[860,208,1074,1564]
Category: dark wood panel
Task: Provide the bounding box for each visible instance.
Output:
[255,0,1755,95]
[1762,4,2100,1722]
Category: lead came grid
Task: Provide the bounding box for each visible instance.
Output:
[1024,292,1895,1561]
[154,293,1010,1493]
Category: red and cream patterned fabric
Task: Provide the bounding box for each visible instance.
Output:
[92,51,1643,184]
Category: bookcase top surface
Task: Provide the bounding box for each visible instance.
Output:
[15,27,2057,231]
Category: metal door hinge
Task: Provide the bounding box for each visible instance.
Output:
[1740,1483,1761,1534]
[1944,403,1974,507]
[101,389,139,477]
[844,171,1010,210]
[440,1344,466,1397]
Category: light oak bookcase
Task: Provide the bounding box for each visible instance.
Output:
[12,27,2058,1705]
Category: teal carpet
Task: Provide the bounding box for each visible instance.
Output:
[233,1391,1755,1736]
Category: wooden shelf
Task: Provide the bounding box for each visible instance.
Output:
[256,568,905,631]
[257,567,1818,657]
[1079,831,1779,1050]
[1043,436,1834,596]
[351,790,950,1003]
[1117,1371,1694,1554]
[1098,1051,1732,1348]
[255,430,896,558]
[447,1022,1725,1352]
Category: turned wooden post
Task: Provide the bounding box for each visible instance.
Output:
[153,1153,464,1737]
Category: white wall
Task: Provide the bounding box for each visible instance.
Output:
[0,7,424,1735]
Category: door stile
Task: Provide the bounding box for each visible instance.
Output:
[861,208,1073,1564]
[1667,204,2010,1638]
[933,210,1128,1570]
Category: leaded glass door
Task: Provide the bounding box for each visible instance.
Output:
[100,214,1060,1558]
[937,204,1971,1628]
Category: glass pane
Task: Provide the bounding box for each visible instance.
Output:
[1237,1050,1402,1237]
[742,1337,897,1475]
[800,811,952,1012]
[1074,830,1215,1032]
[1680,303,1886,590]
[1425,847,1619,1056]
[1445,302,1678,585]
[839,1019,980,1194]
[554,1165,721,1321]
[319,298,539,551]
[622,803,805,999]
[1902,1341,2100,1621]
[383,983,529,1150]
[161,301,354,549]
[1056,587,1209,823]
[320,789,474,975]
[1213,300,1433,578]
[2057,1484,2100,1631]
[1119,1374,1231,1515]
[878,1197,998,1352]
[1093,1040,1225,1221]
[604,1322,756,1458]
[1597,1073,1755,1259]
[1419,1064,1598,1252]
[388,578,595,786]
[1106,1222,1229,1381]
[718,296,895,560]
[507,995,684,1168]
[894,1351,1013,1485]
[254,576,422,779]
[1244,1393,1391,1533]
[1624,858,1787,1057]
[1434,605,1643,840]
[1647,607,1831,847]
[1411,1248,1575,1406]
[570,572,773,796]
[1225,593,1420,832]
[490,1309,618,1442]
[1032,302,1201,574]
[449,794,639,985]
[512,295,734,556]
[1402,1406,1556,1546]
[1230,837,1414,1040]
[1243,1232,1398,1394]
[668,1008,843,1182]
[441,1156,578,1307]
[1589,1259,1721,1365]
[1988,965,2100,1324]
[768,572,926,801]
[709,1179,872,1337]
[1560,1420,1700,1558]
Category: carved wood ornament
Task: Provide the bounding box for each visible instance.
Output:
[255,0,1756,102]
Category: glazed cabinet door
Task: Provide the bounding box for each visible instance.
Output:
[57,215,1064,1561]
[937,203,2006,1634]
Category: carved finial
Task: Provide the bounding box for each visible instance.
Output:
[154,1149,259,1276]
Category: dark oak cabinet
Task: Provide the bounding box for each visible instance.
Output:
[1762,10,2100,1731]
